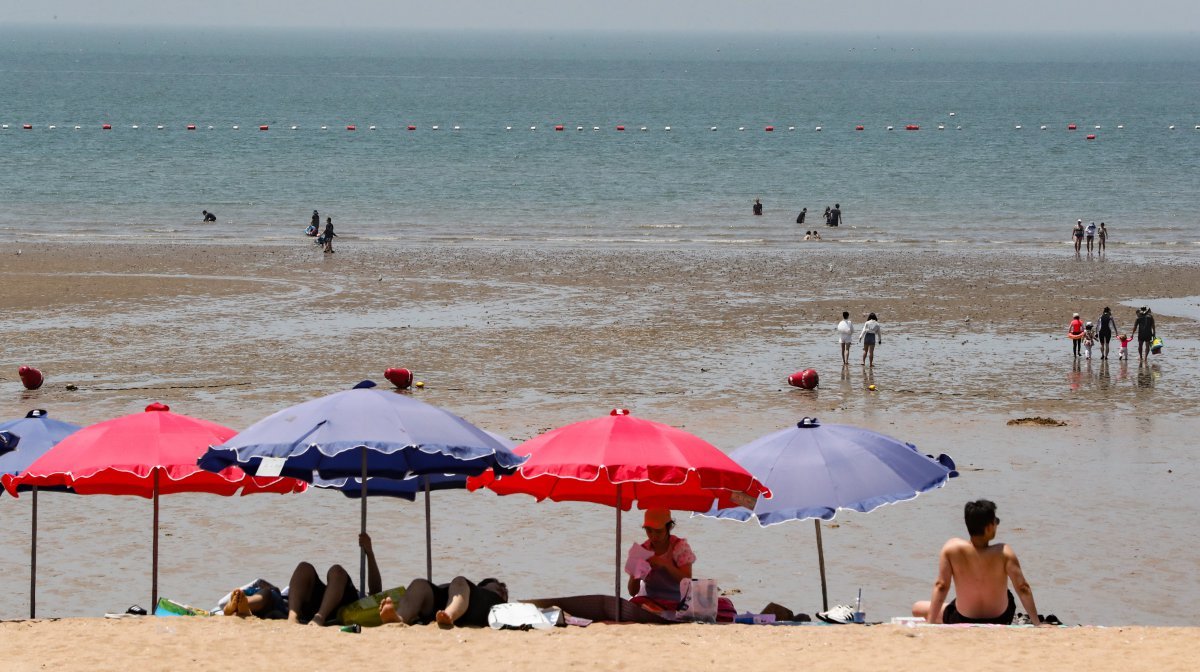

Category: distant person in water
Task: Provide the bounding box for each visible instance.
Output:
[307,210,320,236]
[1097,222,1108,253]
[322,216,338,253]
[752,198,763,216]
[1072,219,1084,253]
[823,206,831,226]
[796,207,806,224]
[804,231,812,241]
[829,203,842,227]
[202,210,217,222]
[1085,221,1097,254]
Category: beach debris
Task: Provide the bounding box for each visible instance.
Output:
[384,367,413,389]
[1006,417,1067,427]
[787,369,819,390]
[65,384,78,391]
[18,365,44,390]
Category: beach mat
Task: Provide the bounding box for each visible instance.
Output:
[525,595,672,624]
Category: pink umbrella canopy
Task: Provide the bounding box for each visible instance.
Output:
[468,409,769,617]
[468,409,769,511]
[8,402,304,497]
[7,402,306,612]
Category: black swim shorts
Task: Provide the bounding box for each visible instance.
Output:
[943,590,1016,625]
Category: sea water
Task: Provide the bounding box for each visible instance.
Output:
[2,27,1199,250]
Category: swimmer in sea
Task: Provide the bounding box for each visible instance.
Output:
[202,210,217,222]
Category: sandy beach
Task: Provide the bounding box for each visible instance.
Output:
[3,618,1200,672]
[2,239,1199,664]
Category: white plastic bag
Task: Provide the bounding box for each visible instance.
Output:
[677,579,718,623]
[487,602,563,630]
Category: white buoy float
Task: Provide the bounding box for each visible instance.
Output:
[664,126,671,131]
[886,125,894,131]
[291,125,298,130]
[156,125,164,130]
[1095,125,1101,129]
[593,126,600,131]
[956,125,962,130]
[369,125,376,130]
[1169,125,1176,130]
[131,125,139,129]
[1014,125,1021,129]
[74,125,80,130]
[788,126,795,131]
[530,126,536,131]
[1117,125,1124,129]
[1040,125,1047,130]
[506,126,512,130]
[738,126,745,131]
[710,126,718,131]
[814,126,822,131]
[576,126,583,131]
[640,126,647,131]
[938,124,946,130]
[949,112,956,117]
[1,124,8,129]
[432,125,439,130]
[454,125,461,131]
[321,125,328,130]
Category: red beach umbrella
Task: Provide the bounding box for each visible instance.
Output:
[468,409,769,616]
[8,402,306,611]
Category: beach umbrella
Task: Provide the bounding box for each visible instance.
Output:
[310,432,518,582]
[7,403,307,611]
[197,386,526,593]
[467,409,771,617]
[0,431,17,456]
[702,417,957,611]
[0,410,82,618]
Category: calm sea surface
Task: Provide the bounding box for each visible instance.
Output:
[2,28,1199,249]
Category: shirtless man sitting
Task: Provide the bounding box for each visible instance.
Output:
[912,500,1045,625]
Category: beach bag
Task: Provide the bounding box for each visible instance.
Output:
[1151,337,1164,354]
[154,597,212,617]
[487,602,564,630]
[337,587,407,628]
[677,579,718,623]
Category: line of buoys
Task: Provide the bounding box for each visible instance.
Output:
[616,125,625,131]
[187,124,196,130]
[346,125,356,131]
[765,125,774,132]
[22,124,32,130]
[555,124,564,131]
[855,125,864,131]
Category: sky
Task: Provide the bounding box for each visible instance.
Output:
[4,0,1199,34]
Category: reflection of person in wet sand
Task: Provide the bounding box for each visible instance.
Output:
[912,500,1045,625]
[378,576,508,628]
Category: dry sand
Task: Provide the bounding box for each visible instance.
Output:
[2,618,1199,672]
[2,240,1199,662]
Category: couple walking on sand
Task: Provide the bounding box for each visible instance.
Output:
[835,311,882,366]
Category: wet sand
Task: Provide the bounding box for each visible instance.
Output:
[1,240,1199,627]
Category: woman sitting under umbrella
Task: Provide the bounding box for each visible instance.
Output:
[626,508,695,611]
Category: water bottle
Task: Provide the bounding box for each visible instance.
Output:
[853,588,865,624]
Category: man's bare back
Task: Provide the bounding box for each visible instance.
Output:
[913,500,1044,625]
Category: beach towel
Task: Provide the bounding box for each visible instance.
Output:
[524,595,673,624]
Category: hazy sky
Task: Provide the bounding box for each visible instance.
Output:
[7,0,1199,33]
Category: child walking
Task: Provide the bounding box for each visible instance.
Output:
[1118,333,1133,361]
[1082,322,1096,360]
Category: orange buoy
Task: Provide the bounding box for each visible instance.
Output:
[1067,123,1077,130]
[186,124,196,130]
[765,126,774,132]
[1086,134,1096,140]
[905,124,919,131]
[259,125,269,131]
[18,365,44,390]
[407,125,416,131]
[554,125,564,131]
[616,125,625,131]
[855,125,864,131]
[787,369,819,390]
[346,125,356,131]
[384,368,414,390]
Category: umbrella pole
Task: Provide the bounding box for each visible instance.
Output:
[424,476,432,583]
[614,484,622,624]
[30,486,38,619]
[152,469,160,612]
[359,446,368,598]
[815,519,828,612]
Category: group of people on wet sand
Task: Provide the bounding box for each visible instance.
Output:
[1068,305,1157,361]
[216,500,1048,628]
[1071,219,1109,255]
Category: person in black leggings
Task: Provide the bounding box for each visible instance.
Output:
[1095,307,1118,360]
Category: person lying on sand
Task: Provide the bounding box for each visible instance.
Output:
[378,577,508,629]
[912,499,1046,625]
[220,580,284,619]
[287,533,380,626]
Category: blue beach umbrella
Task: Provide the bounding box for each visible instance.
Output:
[0,409,83,618]
[198,386,525,592]
[703,417,956,611]
[311,432,517,581]
[0,431,17,456]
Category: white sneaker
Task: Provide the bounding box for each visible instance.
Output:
[817,604,855,624]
